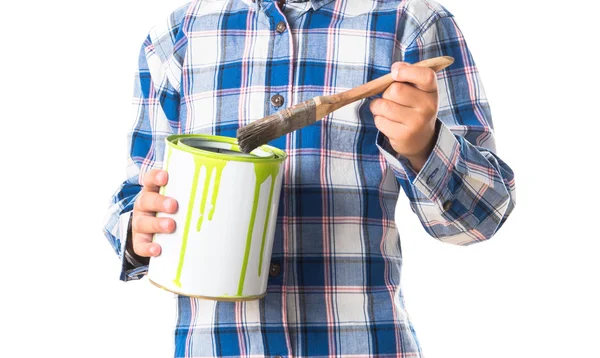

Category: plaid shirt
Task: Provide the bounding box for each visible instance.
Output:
[103,0,516,356]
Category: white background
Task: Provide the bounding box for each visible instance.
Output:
[1,0,598,357]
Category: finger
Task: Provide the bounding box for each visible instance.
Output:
[382,82,427,108]
[132,233,162,257]
[142,169,169,193]
[135,191,178,214]
[391,62,438,92]
[373,115,408,143]
[133,215,176,234]
[370,98,416,125]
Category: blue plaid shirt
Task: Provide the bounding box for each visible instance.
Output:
[103,0,516,356]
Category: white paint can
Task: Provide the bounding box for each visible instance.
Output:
[147,134,287,301]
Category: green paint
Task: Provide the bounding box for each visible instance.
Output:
[208,164,224,221]
[166,134,286,163]
[237,180,260,296]
[164,134,287,296]
[173,156,226,287]
[257,164,279,277]
[196,160,226,232]
[236,162,280,295]
[172,156,203,288]
[195,166,210,233]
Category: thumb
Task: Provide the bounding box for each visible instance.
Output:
[391,62,410,81]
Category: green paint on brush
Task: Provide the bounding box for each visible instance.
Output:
[172,155,203,288]
[236,162,280,295]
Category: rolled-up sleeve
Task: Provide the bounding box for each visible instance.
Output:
[102,5,188,280]
[378,14,516,245]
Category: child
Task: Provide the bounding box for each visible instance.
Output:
[104,0,516,356]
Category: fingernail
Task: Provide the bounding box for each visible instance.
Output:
[392,62,407,79]
[149,245,158,256]
[161,220,171,230]
[163,199,173,211]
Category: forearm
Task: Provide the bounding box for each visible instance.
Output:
[378,121,515,244]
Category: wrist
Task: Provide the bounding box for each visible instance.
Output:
[125,214,150,266]
[405,154,429,172]
[402,120,441,172]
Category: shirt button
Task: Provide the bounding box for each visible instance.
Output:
[269,263,281,277]
[271,94,284,107]
[273,356,283,358]
[442,200,453,211]
[276,21,286,33]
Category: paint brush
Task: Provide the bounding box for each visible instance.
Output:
[236,56,454,154]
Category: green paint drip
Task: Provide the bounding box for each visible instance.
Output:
[195,167,212,233]
[208,165,224,221]
[173,156,227,287]
[257,165,279,277]
[172,156,203,288]
[237,163,280,295]
[196,161,226,232]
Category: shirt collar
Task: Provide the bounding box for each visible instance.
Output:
[241,0,335,12]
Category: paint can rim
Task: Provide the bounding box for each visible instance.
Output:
[166,134,287,163]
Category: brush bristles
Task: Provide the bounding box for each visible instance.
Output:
[237,113,288,153]
[237,99,317,153]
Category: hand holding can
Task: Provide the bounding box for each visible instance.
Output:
[131,169,179,258]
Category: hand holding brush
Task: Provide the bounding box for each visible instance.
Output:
[236,55,454,164]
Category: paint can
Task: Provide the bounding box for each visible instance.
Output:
[147,134,287,301]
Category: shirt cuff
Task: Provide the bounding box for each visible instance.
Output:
[376,120,462,213]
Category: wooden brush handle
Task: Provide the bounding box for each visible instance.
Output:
[321,56,454,113]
